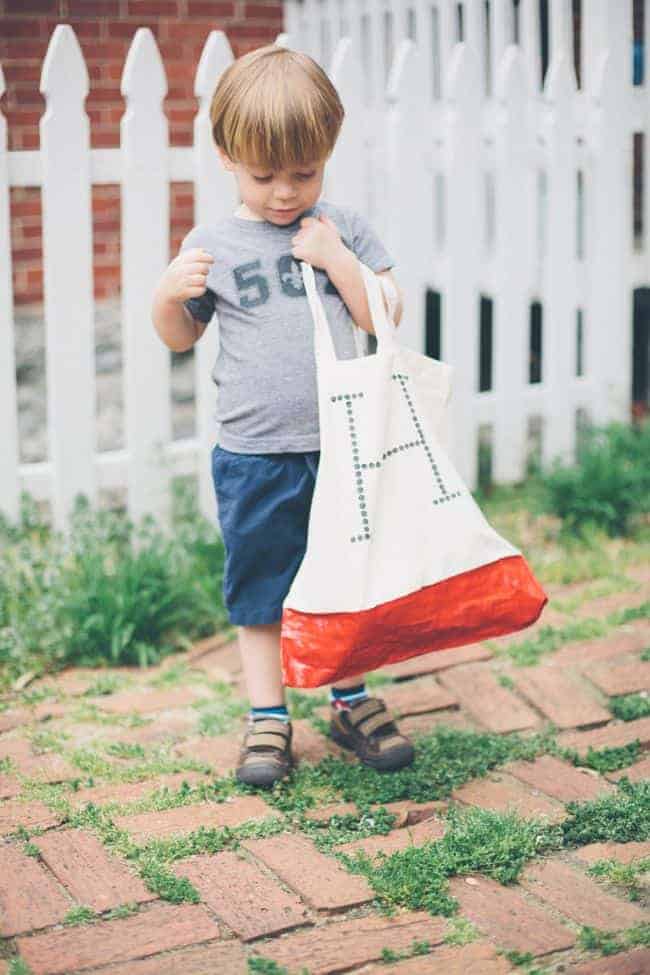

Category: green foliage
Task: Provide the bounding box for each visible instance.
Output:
[338,804,563,917]
[264,725,554,814]
[0,483,229,683]
[561,779,650,846]
[578,922,650,954]
[609,693,650,721]
[560,741,642,774]
[195,685,250,736]
[587,856,650,902]
[7,960,34,975]
[63,905,96,925]
[534,420,650,538]
[247,959,302,975]
[444,917,479,946]
[137,860,201,903]
[501,950,536,967]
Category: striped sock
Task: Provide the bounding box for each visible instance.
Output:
[250,704,290,724]
[329,683,369,711]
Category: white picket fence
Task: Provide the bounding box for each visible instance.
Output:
[0,1,641,530]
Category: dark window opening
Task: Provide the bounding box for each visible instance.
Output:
[576,308,584,377]
[539,0,549,88]
[479,296,493,391]
[632,287,650,422]
[529,302,543,383]
[634,132,643,248]
[634,0,644,85]
[426,288,442,360]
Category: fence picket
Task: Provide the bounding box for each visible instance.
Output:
[493,46,534,483]
[543,49,579,469]
[40,25,96,528]
[445,42,483,485]
[0,65,19,522]
[120,28,172,526]
[192,30,236,525]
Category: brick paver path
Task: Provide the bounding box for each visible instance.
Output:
[0,567,648,974]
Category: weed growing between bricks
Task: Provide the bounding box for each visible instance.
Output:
[499,949,544,973]
[248,928,478,975]
[248,957,305,974]
[331,779,650,920]
[560,778,650,846]
[578,921,650,955]
[486,601,650,667]
[63,795,299,904]
[262,724,559,816]
[558,741,643,774]
[586,855,650,901]
[66,744,209,784]
[193,686,251,736]
[7,960,33,975]
[336,803,565,917]
[610,692,650,721]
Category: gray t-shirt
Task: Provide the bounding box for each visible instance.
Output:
[180,197,395,453]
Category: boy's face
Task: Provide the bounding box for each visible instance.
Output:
[217,148,327,225]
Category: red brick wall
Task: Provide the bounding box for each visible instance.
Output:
[0,0,284,304]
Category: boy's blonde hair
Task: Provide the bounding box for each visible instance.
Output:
[209,44,345,171]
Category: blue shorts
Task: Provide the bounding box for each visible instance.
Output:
[211,444,320,626]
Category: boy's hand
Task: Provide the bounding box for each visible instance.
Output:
[159,247,214,304]
[290,214,346,272]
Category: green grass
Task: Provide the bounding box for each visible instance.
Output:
[194,687,250,736]
[609,693,650,721]
[337,803,564,917]
[443,916,480,945]
[248,959,300,975]
[578,922,650,955]
[332,779,650,920]
[260,725,556,818]
[500,950,536,968]
[487,600,650,667]
[559,741,643,774]
[7,961,34,975]
[561,778,650,847]
[530,419,650,538]
[586,856,650,901]
[0,482,228,689]
[63,905,97,926]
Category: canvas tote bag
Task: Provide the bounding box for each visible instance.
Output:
[280,258,548,688]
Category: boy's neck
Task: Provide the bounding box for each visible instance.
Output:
[235,203,265,221]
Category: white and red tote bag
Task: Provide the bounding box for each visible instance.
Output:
[280,258,547,688]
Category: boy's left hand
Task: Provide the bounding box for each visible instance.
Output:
[290,214,346,271]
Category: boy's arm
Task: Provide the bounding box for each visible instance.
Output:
[325,248,403,336]
[151,230,216,352]
[152,286,208,352]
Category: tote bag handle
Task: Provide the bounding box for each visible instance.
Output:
[300,257,397,367]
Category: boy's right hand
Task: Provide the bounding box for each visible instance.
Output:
[159,248,214,304]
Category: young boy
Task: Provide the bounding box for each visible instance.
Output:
[151,43,414,788]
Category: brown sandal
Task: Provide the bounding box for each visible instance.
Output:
[329,696,415,771]
[236,717,293,788]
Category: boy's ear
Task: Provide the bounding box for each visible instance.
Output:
[216,146,234,172]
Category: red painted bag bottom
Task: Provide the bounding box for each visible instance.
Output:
[280,555,548,688]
